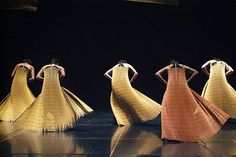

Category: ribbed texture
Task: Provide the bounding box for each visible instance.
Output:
[202,61,236,118]
[0,67,35,121]
[13,66,93,132]
[110,66,162,126]
[161,67,229,142]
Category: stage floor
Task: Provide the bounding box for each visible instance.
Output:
[0,112,236,157]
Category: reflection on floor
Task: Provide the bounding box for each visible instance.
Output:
[0,112,236,157]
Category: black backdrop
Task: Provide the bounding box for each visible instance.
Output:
[0,0,236,111]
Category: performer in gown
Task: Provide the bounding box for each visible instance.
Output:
[0,59,35,121]
[201,59,236,118]
[155,60,229,142]
[104,60,162,126]
[13,58,93,132]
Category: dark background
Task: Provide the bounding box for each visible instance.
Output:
[0,0,236,111]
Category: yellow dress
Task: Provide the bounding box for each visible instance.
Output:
[13,66,93,132]
[110,66,162,125]
[0,66,35,121]
[202,61,236,118]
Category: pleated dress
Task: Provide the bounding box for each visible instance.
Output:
[13,66,93,132]
[110,66,162,125]
[161,67,229,142]
[202,61,236,118]
[0,66,35,121]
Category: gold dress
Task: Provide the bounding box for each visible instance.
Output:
[202,61,236,118]
[13,66,93,132]
[0,66,35,121]
[110,66,162,125]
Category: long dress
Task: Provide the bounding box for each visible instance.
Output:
[0,66,35,121]
[161,67,229,142]
[13,66,93,132]
[201,61,236,118]
[110,66,162,125]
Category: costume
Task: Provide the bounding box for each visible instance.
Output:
[14,66,93,132]
[110,66,161,125]
[202,61,236,118]
[0,66,35,121]
[161,66,229,142]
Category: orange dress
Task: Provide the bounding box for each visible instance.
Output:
[161,67,229,142]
